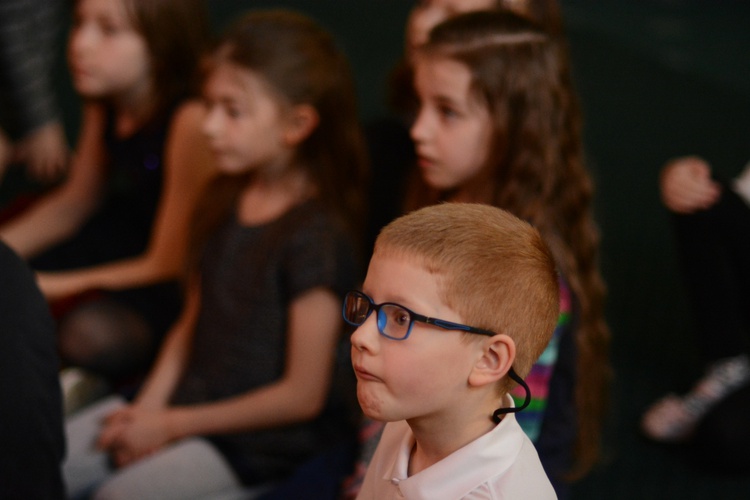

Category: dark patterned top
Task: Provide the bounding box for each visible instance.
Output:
[32,104,176,270]
[171,200,359,484]
[27,104,184,346]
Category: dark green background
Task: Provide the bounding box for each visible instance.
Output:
[24,1,750,497]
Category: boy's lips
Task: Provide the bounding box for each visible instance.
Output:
[353,365,381,382]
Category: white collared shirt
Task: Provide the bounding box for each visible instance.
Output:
[357,396,557,499]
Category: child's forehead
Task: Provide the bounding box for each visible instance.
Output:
[412,54,486,105]
[372,245,428,267]
[76,0,134,24]
[365,248,455,313]
[209,60,262,89]
[368,247,447,284]
[414,51,468,75]
[205,60,285,102]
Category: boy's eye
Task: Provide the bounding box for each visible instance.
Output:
[391,308,410,327]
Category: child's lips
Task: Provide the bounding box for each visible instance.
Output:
[208,144,226,157]
[69,64,91,80]
[416,154,436,170]
[354,365,380,382]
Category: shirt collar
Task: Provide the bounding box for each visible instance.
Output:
[381,395,525,499]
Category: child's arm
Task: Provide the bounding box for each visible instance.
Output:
[173,286,342,427]
[97,280,200,462]
[35,100,216,299]
[0,103,107,259]
[134,280,201,409]
[102,286,341,465]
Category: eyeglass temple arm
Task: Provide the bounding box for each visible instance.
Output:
[492,367,530,424]
[428,318,495,336]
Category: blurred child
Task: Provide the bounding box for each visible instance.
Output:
[366,0,566,254]
[0,0,69,184]
[641,155,750,467]
[63,9,367,498]
[0,0,215,382]
[406,10,610,493]
[346,203,559,498]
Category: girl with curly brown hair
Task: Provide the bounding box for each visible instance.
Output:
[404,9,611,497]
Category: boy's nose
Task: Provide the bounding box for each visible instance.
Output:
[350,313,379,353]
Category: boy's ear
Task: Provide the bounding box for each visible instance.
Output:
[468,334,515,388]
[283,104,319,146]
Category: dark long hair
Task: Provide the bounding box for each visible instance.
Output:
[188,10,369,271]
[408,10,611,479]
[389,0,566,120]
[121,0,211,116]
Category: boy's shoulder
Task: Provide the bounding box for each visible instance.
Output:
[361,410,556,499]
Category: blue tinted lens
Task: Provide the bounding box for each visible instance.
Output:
[377,309,388,336]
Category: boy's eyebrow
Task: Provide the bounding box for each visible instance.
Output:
[363,290,426,312]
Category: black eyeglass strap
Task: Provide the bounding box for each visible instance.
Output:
[492,368,531,424]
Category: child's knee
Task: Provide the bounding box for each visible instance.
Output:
[59,301,152,377]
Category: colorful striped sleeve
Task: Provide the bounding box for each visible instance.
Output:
[511,277,573,441]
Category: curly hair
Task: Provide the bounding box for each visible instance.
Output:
[406,9,611,479]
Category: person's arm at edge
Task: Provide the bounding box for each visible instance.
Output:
[0,102,107,258]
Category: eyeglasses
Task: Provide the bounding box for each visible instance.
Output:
[343,289,532,420]
[342,290,496,340]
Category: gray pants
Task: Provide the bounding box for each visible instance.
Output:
[64,396,273,500]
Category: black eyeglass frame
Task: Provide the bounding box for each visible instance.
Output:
[342,290,496,340]
[342,289,531,422]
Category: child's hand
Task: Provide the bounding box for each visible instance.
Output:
[17,122,69,183]
[659,156,721,214]
[96,405,133,452]
[98,406,173,468]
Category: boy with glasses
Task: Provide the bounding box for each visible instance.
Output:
[344,203,559,498]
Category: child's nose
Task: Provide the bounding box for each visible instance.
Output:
[410,108,430,143]
[350,313,379,353]
[201,108,221,138]
[69,24,96,56]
